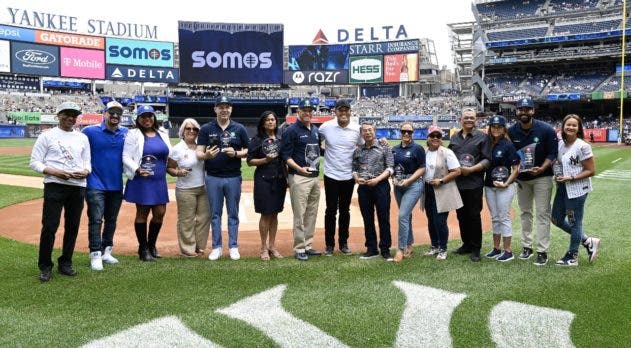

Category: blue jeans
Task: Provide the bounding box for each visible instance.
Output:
[205,175,241,249]
[424,184,449,250]
[86,189,123,252]
[551,183,587,254]
[394,179,423,250]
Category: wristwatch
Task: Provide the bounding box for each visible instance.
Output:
[439,178,444,185]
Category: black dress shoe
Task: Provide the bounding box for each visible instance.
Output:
[470,250,481,262]
[39,268,52,282]
[149,246,162,258]
[58,264,77,276]
[455,246,472,255]
[305,249,322,256]
[139,249,156,262]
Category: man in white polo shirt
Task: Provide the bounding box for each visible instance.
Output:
[318,99,362,256]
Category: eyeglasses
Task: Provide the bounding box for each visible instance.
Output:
[184,127,199,132]
[108,111,123,116]
[428,134,442,139]
[400,130,413,135]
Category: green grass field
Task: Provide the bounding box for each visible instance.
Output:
[0,140,630,346]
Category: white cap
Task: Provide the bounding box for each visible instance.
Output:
[105,101,123,111]
[56,101,82,116]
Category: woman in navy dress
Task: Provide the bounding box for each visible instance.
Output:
[247,111,287,260]
[123,105,173,261]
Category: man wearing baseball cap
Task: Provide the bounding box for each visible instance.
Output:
[318,99,362,256]
[508,97,558,266]
[30,101,91,282]
[81,101,128,271]
[195,96,249,261]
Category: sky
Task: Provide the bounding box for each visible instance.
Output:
[1,0,475,69]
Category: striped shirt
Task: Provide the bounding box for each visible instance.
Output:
[352,142,394,179]
[558,138,593,199]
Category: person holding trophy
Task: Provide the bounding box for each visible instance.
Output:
[391,123,426,263]
[352,122,395,261]
[551,114,600,266]
[122,105,173,262]
[280,99,323,261]
[247,111,287,261]
[483,115,521,262]
[508,97,558,266]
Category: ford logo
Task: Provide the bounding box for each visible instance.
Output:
[16,49,56,65]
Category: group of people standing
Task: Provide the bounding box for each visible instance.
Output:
[30,96,601,282]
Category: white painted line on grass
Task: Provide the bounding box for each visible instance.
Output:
[612,157,622,163]
[82,316,219,348]
[489,301,575,348]
[216,284,349,348]
[393,281,467,348]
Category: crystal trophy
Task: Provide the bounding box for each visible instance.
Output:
[220,130,232,151]
[139,155,157,176]
[459,153,475,167]
[358,162,371,180]
[206,134,219,151]
[490,166,510,183]
[519,143,537,172]
[262,138,279,158]
[552,160,563,178]
[305,144,320,172]
[393,164,407,186]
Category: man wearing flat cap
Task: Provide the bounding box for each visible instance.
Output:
[30,101,91,282]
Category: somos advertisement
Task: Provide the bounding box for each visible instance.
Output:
[106,38,174,68]
[178,21,284,84]
[383,53,419,83]
[11,41,59,77]
[349,56,383,84]
[60,47,104,79]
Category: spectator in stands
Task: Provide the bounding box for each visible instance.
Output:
[319,99,362,256]
[280,99,323,261]
[421,126,462,261]
[30,101,91,282]
[352,122,395,261]
[169,118,210,257]
[195,96,249,261]
[508,97,558,266]
[391,122,426,263]
[82,101,128,271]
[551,114,600,266]
[122,105,173,262]
[247,111,287,261]
[449,107,492,262]
[484,116,521,262]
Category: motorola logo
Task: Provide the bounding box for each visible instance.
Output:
[292,71,305,83]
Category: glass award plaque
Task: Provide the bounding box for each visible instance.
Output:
[262,138,279,158]
[459,153,475,167]
[207,134,219,151]
[139,155,157,176]
[358,162,371,180]
[220,130,232,151]
[305,144,320,172]
[491,166,509,183]
[552,160,563,178]
[519,143,537,172]
[393,164,407,186]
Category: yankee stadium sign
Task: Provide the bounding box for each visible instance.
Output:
[5,7,159,40]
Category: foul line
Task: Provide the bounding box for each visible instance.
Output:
[612,158,622,163]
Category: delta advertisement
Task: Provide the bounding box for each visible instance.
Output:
[178,21,284,84]
[105,38,174,68]
[60,47,104,79]
[106,64,179,83]
[10,41,59,76]
[383,53,418,83]
[349,55,383,84]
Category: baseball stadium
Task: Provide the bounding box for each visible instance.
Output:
[1,0,630,346]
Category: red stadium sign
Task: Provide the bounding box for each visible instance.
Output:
[285,115,335,124]
[35,30,105,50]
[584,128,606,142]
[76,113,103,125]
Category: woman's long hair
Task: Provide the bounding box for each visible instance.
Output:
[561,114,584,142]
[257,111,278,138]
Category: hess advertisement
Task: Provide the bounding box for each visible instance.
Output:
[383,54,418,83]
[349,56,382,84]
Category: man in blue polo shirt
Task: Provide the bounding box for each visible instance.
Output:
[82,100,128,271]
[196,96,249,261]
[508,97,558,266]
[280,99,323,261]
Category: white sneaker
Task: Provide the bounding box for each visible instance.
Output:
[229,248,240,260]
[102,246,119,264]
[90,251,103,271]
[208,248,222,261]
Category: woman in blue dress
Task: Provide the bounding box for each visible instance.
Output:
[123,105,173,261]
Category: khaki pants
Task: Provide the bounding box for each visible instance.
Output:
[516,176,553,253]
[288,174,320,253]
[175,185,211,254]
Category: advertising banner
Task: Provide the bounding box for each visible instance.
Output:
[349,39,420,56]
[106,38,174,67]
[178,21,283,83]
[7,111,40,124]
[11,42,59,76]
[287,44,349,71]
[36,30,105,50]
[60,47,105,79]
[283,70,348,85]
[40,114,57,124]
[360,85,400,98]
[0,73,40,92]
[383,53,419,83]
[76,113,103,125]
[584,128,607,142]
[0,40,10,72]
[0,125,26,138]
[607,129,620,142]
[349,56,383,84]
[106,64,179,83]
[285,115,334,124]
[0,24,35,42]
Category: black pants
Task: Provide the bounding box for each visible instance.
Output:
[456,187,484,252]
[38,183,85,270]
[358,180,391,254]
[324,175,355,248]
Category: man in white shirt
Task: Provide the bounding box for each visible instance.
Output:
[30,101,91,282]
[319,99,362,256]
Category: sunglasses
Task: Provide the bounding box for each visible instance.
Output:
[428,134,442,139]
[184,127,199,132]
[400,130,413,135]
[108,111,123,116]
